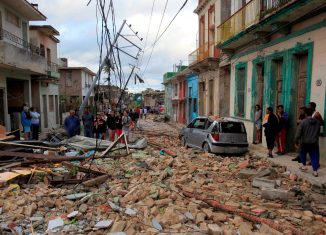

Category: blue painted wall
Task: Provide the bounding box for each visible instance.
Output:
[186,73,199,124]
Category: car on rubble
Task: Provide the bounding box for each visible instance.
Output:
[179,117,248,154]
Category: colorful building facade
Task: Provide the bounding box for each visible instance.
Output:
[186,73,199,124]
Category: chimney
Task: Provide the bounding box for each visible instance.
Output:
[31,3,38,9]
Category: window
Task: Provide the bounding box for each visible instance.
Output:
[193,98,197,113]
[236,66,246,117]
[174,84,178,97]
[6,9,20,27]
[49,95,54,112]
[193,118,207,129]
[189,87,193,97]
[66,71,72,87]
[40,44,45,57]
[220,122,246,133]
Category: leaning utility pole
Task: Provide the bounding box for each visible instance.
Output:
[79,20,126,116]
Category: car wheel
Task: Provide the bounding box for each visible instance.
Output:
[203,142,211,153]
[181,136,187,147]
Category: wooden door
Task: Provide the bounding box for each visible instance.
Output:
[0,88,5,126]
[255,64,264,108]
[296,54,308,118]
[274,59,283,110]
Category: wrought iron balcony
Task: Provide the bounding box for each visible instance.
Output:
[188,42,220,66]
[216,0,293,44]
[0,27,41,55]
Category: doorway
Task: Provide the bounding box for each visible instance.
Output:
[0,88,5,126]
[42,95,48,128]
[253,63,264,143]
[272,58,283,110]
[209,79,214,115]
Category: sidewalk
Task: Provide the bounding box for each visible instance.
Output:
[250,144,326,189]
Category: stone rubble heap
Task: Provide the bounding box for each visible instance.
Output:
[0,120,325,235]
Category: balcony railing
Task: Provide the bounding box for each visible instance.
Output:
[216,0,292,44]
[0,27,41,55]
[47,61,59,73]
[188,42,219,66]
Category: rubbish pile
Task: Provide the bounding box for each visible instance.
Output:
[0,120,325,235]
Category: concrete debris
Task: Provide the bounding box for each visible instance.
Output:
[0,119,325,234]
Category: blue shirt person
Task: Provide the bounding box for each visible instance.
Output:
[64,110,81,138]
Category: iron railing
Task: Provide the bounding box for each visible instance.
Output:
[216,0,293,43]
[0,27,41,55]
[47,61,59,73]
[188,42,219,65]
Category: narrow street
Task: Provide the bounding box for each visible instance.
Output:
[1,116,325,234]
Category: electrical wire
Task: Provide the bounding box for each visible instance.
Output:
[141,0,189,77]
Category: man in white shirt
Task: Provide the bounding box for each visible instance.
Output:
[30,107,40,140]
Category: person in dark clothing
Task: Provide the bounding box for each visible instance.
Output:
[276,105,289,155]
[262,107,279,158]
[82,107,94,138]
[292,106,306,162]
[115,111,123,142]
[64,110,80,138]
[107,110,116,141]
[295,107,320,177]
[94,113,107,140]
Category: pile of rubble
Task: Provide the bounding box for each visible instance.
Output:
[0,120,325,234]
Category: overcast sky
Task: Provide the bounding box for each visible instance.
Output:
[30,0,198,93]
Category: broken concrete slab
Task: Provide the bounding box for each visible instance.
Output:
[94,220,113,229]
[252,178,276,189]
[207,224,223,235]
[47,218,64,232]
[261,188,289,201]
[238,169,258,179]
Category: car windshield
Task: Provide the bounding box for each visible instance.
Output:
[220,122,245,133]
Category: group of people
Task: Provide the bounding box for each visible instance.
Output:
[21,103,41,140]
[254,102,324,177]
[64,106,147,143]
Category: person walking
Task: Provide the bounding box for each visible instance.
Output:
[292,106,306,162]
[122,109,132,142]
[30,107,40,140]
[262,107,279,158]
[295,107,320,177]
[82,107,94,138]
[64,110,80,138]
[276,105,289,155]
[308,102,324,126]
[21,105,32,140]
[115,111,123,142]
[254,104,262,144]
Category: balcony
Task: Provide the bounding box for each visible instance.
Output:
[47,61,60,79]
[188,42,220,66]
[216,0,308,49]
[0,27,47,75]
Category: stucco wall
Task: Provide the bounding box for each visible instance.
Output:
[39,82,59,129]
[229,22,326,163]
[29,30,58,63]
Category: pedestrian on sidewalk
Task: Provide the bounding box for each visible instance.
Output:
[276,105,289,155]
[122,109,132,142]
[21,104,32,140]
[308,102,324,126]
[262,107,279,158]
[64,110,80,138]
[292,106,306,162]
[254,104,262,144]
[82,107,94,138]
[295,107,320,177]
[115,111,123,142]
[107,110,116,141]
[30,107,40,140]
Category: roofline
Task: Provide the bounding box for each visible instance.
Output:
[29,25,60,36]
[60,67,96,76]
[24,0,47,20]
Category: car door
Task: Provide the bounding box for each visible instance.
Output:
[192,118,213,148]
[183,119,195,146]
[189,118,207,148]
